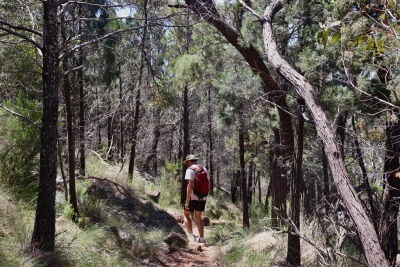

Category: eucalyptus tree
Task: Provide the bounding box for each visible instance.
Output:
[260,0,391,266]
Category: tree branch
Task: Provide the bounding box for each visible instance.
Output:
[0,19,43,37]
[0,25,42,50]
[238,0,264,21]
[0,104,41,129]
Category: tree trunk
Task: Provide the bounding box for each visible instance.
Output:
[119,70,124,162]
[263,2,389,266]
[96,87,101,148]
[379,109,400,266]
[287,101,305,266]
[271,128,286,227]
[248,160,253,205]
[239,111,249,228]
[208,87,214,195]
[180,85,190,204]
[352,115,378,230]
[257,171,261,204]
[335,109,349,160]
[62,55,79,221]
[265,181,272,214]
[31,0,59,252]
[143,108,162,174]
[107,92,113,160]
[128,0,148,178]
[231,170,240,203]
[77,5,85,176]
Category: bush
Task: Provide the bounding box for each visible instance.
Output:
[0,95,41,201]
[159,161,181,208]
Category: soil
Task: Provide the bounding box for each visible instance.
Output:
[157,243,221,267]
[85,177,223,267]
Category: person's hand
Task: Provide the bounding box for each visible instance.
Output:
[185,201,189,210]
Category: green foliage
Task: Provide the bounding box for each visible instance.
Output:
[173,54,204,89]
[0,95,41,201]
[0,43,42,98]
[159,161,181,208]
[0,187,35,266]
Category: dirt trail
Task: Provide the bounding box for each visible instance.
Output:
[159,243,221,267]
[157,208,222,267]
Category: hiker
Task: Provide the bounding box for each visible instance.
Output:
[183,154,210,244]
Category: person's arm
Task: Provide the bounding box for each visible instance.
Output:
[186,180,194,203]
[184,169,194,209]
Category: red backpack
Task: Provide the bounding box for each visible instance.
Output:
[189,165,209,198]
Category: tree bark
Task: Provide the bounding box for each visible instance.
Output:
[239,110,249,228]
[31,0,59,252]
[351,115,378,231]
[208,86,214,195]
[62,55,79,220]
[143,108,162,174]
[271,127,286,227]
[379,109,400,266]
[263,1,389,266]
[128,0,148,178]
[77,5,85,176]
[287,101,305,266]
[180,85,190,204]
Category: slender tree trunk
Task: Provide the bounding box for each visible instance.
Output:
[231,170,239,203]
[239,110,249,228]
[96,87,101,148]
[351,115,378,230]
[321,147,330,212]
[265,181,272,214]
[180,85,190,204]
[271,128,286,227]
[257,171,261,204]
[144,108,162,174]
[248,160,253,205]
[287,101,305,266]
[208,87,214,195]
[335,110,348,160]
[60,14,79,220]
[128,0,148,177]
[62,56,79,220]
[263,2,389,265]
[119,70,124,162]
[58,142,68,201]
[107,92,113,160]
[379,109,400,266]
[77,6,85,176]
[31,0,59,252]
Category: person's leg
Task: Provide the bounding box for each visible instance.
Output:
[194,210,204,238]
[184,209,193,235]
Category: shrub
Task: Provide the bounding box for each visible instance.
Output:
[0,95,41,201]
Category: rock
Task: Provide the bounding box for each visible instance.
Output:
[147,191,160,203]
[202,216,211,226]
[196,245,203,252]
[164,232,188,248]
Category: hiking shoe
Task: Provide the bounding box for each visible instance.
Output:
[189,234,196,243]
[198,237,206,244]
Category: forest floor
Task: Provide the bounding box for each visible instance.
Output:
[85,174,224,267]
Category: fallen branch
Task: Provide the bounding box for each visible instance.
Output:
[87,149,111,168]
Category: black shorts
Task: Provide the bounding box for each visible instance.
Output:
[185,199,206,212]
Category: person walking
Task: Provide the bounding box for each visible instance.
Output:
[183,154,210,244]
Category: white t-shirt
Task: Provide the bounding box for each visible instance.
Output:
[185,164,209,201]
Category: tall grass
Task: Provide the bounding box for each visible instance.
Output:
[159,161,181,208]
